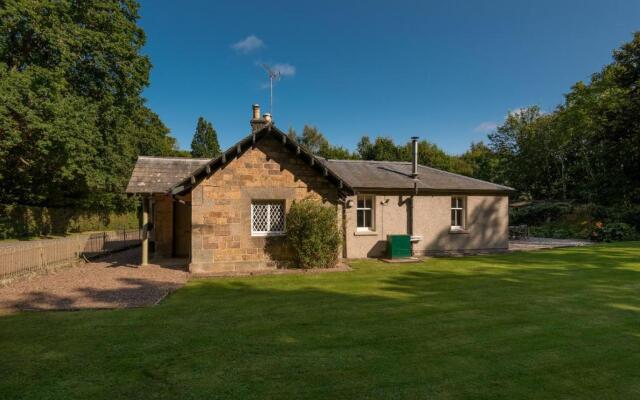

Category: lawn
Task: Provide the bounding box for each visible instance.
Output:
[1,243,640,399]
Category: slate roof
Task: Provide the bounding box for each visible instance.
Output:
[127,125,514,195]
[321,159,514,193]
[126,156,209,194]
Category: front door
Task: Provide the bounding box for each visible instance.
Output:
[173,201,191,258]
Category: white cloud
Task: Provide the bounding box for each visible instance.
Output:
[231,35,264,54]
[474,121,498,133]
[272,63,296,77]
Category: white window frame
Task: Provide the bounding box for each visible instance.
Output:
[356,195,375,232]
[251,200,286,237]
[451,196,466,230]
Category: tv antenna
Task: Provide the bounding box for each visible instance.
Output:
[262,64,280,115]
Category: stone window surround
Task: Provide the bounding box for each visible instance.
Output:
[251,200,286,237]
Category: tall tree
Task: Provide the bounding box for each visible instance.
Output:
[486,32,640,203]
[0,0,177,211]
[190,117,221,158]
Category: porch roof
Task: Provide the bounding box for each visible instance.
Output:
[126,156,209,194]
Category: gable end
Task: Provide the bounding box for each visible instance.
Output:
[169,125,353,196]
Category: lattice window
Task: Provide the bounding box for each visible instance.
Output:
[251,201,285,236]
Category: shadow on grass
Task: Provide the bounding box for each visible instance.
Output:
[1,244,639,399]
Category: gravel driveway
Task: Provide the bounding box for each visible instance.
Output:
[509,237,592,251]
[0,249,188,312]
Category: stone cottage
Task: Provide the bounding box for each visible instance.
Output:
[126,105,514,273]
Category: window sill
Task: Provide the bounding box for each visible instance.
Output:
[449,228,469,234]
[354,230,378,236]
[252,232,285,237]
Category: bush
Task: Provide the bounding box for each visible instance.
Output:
[590,222,638,242]
[285,198,342,269]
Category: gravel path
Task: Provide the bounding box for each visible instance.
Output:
[509,237,592,251]
[0,249,188,312]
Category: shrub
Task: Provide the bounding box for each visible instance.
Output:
[590,222,638,242]
[285,198,342,269]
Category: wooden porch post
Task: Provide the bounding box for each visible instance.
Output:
[141,195,149,266]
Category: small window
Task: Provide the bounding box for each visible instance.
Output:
[451,196,465,229]
[356,195,375,231]
[251,201,285,236]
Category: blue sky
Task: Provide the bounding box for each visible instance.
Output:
[139,0,640,154]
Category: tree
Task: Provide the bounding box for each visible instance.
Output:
[190,117,221,158]
[286,127,298,142]
[460,142,498,182]
[485,32,640,204]
[0,0,177,211]
[293,125,356,159]
[355,135,472,175]
[356,136,375,160]
[298,125,329,154]
[488,106,572,199]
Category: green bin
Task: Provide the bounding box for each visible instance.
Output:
[387,234,412,259]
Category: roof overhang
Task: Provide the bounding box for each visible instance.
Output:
[350,187,516,196]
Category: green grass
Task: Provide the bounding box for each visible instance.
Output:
[2,243,640,399]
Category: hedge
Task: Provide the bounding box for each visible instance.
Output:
[0,204,139,240]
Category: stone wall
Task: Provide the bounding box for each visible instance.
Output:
[190,135,340,273]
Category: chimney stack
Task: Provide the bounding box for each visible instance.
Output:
[411,136,419,179]
[250,104,272,133]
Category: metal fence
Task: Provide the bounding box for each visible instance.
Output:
[0,229,141,282]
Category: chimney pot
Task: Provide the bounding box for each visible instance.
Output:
[252,104,261,120]
[250,104,270,133]
[411,136,419,179]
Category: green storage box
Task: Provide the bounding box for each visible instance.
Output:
[387,234,412,259]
